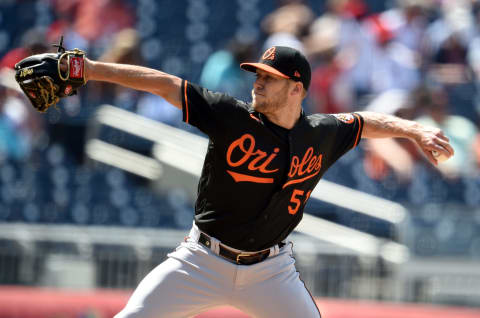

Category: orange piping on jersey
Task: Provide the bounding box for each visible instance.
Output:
[250,114,261,122]
[282,169,321,189]
[184,80,189,124]
[226,170,274,183]
[353,113,363,147]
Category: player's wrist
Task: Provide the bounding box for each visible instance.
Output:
[404,121,423,142]
[84,58,95,83]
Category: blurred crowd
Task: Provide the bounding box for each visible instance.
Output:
[299,0,480,183]
[1,0,480,186]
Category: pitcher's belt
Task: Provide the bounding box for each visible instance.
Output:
[198,232,285,265]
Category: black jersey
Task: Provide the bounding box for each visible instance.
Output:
[181,80,364,251]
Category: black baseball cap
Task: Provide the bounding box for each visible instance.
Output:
[240,46,311,91]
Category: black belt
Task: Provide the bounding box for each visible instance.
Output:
[198,232,285,265]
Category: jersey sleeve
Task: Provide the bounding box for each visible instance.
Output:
[327,112,364,163]
[181,80,241,137]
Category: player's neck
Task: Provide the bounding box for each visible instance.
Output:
[262,104,302,130]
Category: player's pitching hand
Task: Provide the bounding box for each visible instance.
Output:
[414,125,454,165]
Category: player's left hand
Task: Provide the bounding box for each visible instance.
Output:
[14,36,86,112]
[413,125,454,165]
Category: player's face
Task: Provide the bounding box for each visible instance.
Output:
[251,69,291,114]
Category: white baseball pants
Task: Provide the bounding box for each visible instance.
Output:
[115,224,321,318]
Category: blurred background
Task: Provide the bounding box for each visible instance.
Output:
[0,0,480,317]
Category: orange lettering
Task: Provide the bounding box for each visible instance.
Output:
[227,170,274,183]
[225,134,280,183]
[284,148,323,189]
[282,170,321,189]
[315,154,323,170]
[298,147,313,176]
[226,134,255,167]
[249,148,279,173]
[307,155,317,173]
[304,190,312,204]
[289,156,299,177]
[288,189,304,215]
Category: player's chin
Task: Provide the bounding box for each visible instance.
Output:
[252,99,263,110]
[252,94,264,106]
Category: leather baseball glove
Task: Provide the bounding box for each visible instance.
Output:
[14,37,86,112]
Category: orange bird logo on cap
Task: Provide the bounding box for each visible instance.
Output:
[262,47,276,60]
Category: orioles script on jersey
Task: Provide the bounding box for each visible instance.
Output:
[226,134,279,183]
[283,147,322,188]
[225,134,323,186]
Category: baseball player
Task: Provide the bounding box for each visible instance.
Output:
[79,46,453,318]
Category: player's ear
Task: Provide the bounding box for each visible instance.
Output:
[291,81,303,97]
